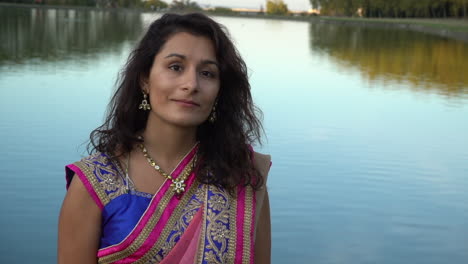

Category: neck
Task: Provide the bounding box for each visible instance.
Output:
[141,117,197,167]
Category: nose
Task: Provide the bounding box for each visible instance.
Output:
[182,68,199,92]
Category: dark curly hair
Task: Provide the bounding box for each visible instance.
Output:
[89,13,264,191]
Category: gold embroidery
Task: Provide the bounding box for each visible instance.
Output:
[204,250,220,263]
[98,184,174,264]
[73,152,137,207]
[208,194,227,211]
[211,221,230,243]
[133,179,202,264]
[73,157,111,206]
[196,186,209,264]
[227,189,237,263]
[242,187,254,264]
[150,184,205,261]
[203,185,232,264]
[98,155,197,264]
[97,166,127,201]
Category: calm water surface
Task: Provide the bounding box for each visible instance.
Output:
[1,6,468,264]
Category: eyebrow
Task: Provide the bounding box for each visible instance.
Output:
[164,53,219,68]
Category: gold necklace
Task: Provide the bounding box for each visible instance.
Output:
[137,142,198,194]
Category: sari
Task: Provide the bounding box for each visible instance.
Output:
[65,146,260,264]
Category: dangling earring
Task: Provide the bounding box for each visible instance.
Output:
[208,102,217,123]
[139,91,151,111]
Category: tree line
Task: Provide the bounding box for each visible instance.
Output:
[266,0,288,15]
[0,0,199,10]
[1,0,293,15]
[310,0,468,18]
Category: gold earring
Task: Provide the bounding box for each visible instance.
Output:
[139,92,151,111]
[208,103,217,123]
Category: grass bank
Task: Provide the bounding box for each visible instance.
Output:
[310,16,468,42]
[315,17,468,32]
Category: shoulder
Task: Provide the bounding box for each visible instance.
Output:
[59,162,102,263]
[66,152,112,173]
[252,151,272,245]
[69,152,116,171]
[65,152,125,210]
[252,151,272,185]
[66,152,115,189]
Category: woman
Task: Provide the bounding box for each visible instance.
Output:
[58,13,271,264]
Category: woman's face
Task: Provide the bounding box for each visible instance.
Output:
[143,32,220,128]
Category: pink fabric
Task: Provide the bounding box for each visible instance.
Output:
[250,191,256,264]
[180,222,202,263]
[97,177,170,258]
[67,164,104,210]
[232,144,254,263]
[116,169,199,263]
[98,147,198,262]
[235,185,246,263]
[160,207,203,264]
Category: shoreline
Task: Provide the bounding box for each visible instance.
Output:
[310,16,468,43]
[2,2,468,42]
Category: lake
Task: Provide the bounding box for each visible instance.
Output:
[1,5,467,264]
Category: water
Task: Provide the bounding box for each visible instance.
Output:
[1,6,468,264]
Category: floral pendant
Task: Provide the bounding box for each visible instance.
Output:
[170,179,186,194]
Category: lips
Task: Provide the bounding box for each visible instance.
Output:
[172,99,200,106]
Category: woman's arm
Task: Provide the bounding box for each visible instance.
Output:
[253,152,272,264]
[254,189,271,264]
[58,174,101,264]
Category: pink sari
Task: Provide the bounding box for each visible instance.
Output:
[65,148,256,264]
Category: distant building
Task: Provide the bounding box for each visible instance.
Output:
[357,8,363,17]
[231,8,262,15]
[308,8,320,15]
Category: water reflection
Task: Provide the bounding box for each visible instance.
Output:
[0,7,143,66]
[309,22,468,98]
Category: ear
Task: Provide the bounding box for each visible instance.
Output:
[139,76,149,93]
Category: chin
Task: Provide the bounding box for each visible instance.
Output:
[170,116,206,128]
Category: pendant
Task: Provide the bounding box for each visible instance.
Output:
[170,179,186,194]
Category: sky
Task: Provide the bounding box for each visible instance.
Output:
[195,0,311,11]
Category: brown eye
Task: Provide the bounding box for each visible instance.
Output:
[169,64,182,72]
[201,70,216,78]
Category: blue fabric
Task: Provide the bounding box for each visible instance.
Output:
[100,193,151,248]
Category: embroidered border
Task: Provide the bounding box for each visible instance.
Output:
[129,190,153,199]
[150,184,205,262]
[227,188,237,263]
[67,163,106,210]
[235,186,246,263]
[97,156,197,264]
[201,185,233,264]
[242,187,254,264]
[98,187,174,264]
[196,185,209,264]
[134,180,203,263]
[72,157,111,207]
[70,152,133,208]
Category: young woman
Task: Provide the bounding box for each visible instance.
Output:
[58,13,271,264]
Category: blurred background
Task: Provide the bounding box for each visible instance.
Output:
[1,0,468,263]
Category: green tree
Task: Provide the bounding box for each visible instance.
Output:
[266,0,289,15]
[209,7,234,14]
[309,0,468,17]
[143,0,168,10]
[453,0,468,17]
[117,0,141,8]
[169,0,202,11]
[310,0,320,9]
